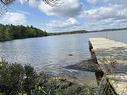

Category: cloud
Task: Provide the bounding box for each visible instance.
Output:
[48,18,79,28]
[38,0,127,31]
[19,0,39,6]
[87,0,98,4]
[87,0,127,5]
[17,0,127,31]
[0,12,27,25]
[103,0,127,5]
[44,18,81,31]
[38,0,83,17]
[15,10,31,16]
[19,0,83,17]
[79,2,127,30]
[82,5,125,20]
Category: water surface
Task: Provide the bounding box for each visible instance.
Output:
[0,30,127,84]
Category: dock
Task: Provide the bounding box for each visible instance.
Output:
[89,38,127,95]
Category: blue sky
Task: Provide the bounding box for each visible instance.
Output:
[0,0,127,32]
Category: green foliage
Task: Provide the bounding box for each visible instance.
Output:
[0,60,24,95]
[0,60,98,95]
[55,87,62,95]
[23,65,37,95]
[0,24,48,41]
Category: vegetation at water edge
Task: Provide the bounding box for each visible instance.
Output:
[0,59,97,95]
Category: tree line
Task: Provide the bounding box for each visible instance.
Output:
[48,30,88,36]
[0,24,48,41]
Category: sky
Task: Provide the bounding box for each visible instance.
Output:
[0,0,127,32]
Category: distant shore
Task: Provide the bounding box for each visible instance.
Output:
[0,24,127,42]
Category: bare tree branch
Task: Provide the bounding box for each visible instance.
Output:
[43,0,60,6]
[0,0,14,16]
[0,0,60,16]
[0,0,14,5]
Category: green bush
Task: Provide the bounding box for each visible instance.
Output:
[0,60,98,95]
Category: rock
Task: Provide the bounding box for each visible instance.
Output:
[68,54,73,56]
[65,59,100,72]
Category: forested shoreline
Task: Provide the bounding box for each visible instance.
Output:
[0,24,88,42]
[0,24,48,41]
[1,24,127,42]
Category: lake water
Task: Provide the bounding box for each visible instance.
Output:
[0,30,127,83]
[0,30,127,71]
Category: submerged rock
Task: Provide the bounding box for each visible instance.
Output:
[65,59,100,72]
[68,54,73,56]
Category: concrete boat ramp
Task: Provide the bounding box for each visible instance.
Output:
[89,38,127,95]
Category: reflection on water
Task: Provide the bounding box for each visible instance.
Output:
[0,34,90,73]
[0,30,127,85]
[0,30,127,74]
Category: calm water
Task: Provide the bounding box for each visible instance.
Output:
[0,30,127,74]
